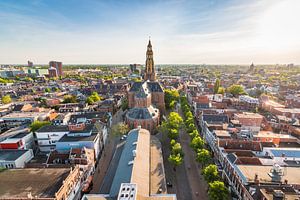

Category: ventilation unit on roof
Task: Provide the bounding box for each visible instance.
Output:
[132,142,137,146]
[128,160,134,166]
[132,150,137,157]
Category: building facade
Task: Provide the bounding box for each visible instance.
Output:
[126,40,165,133]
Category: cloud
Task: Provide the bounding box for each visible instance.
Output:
[0,0,299,64]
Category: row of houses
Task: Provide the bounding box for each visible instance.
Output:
[184,81,300,200]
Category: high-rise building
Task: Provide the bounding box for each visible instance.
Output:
[27,60,33,67]
[48,67,58,78]
[49,61,63,77]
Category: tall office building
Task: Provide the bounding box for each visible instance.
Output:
[49,61,63,77]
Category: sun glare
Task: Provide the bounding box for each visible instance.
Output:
[255,0,300,50]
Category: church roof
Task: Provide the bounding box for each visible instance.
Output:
[147,81,163,92]
[129,81,163,93]
[135,82,150,98]
[126,105,159,120]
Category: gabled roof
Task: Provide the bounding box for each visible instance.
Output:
[203,114,229,124]
[129,81,163,93]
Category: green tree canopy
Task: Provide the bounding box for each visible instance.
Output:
[196,149,211,166]
[30,121,51,133]
[227,84,247,96]
[190,136,204,151]
[168,153,183,168]
[86,92,102,105]
[86,96,94,105]
[171,142,184,156]
[111,122,129,137]
[0,78,13,84]
[217,87,225,95]
[44,88,51,93]
[165,89,180,110]
[214,79,221,94]
[121,97,128,111]
[63,95,77,103]
[168,128,179,140]
[168,112,183,130]
[189,129,199,139]
[202,164,219,183]
[1,95,12,104]
[196,149,211,167]
[208,181,229,200]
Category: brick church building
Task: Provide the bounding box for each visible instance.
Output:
[125,40,165,133]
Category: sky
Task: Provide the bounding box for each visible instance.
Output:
[0,0,300,65]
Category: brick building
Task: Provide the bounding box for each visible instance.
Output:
[126,40,165,133]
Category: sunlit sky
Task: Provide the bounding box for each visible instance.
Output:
[0,0,300,64]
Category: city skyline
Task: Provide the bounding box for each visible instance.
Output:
[1,0,300,65]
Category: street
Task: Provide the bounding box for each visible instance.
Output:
[90,109,124,193]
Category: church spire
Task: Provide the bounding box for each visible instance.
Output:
[144,38,156,81]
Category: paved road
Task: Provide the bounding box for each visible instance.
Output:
[178,106,209,200]
[161,134,193,200]
[90,109,125,193]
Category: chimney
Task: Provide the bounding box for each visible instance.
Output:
[273,190,285,200]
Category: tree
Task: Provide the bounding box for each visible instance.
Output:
[214,79,220,94]
[168,112,183,130]
[111,122,129,137]
[121,98,128,111]
[170,139,176,146]
[208,181,229,200]
[165,89,180,110]
[168,153,183,170]
[86,96,95,105]
[189,129,199,139]
[227,84,246,96]
[63,95,77,103]
[86,92,102,105]
[202,164,219,183]
[44,88,51,93]
[171,142,184,156]
[90,92,101,102]
[185,117,194,127]
[217,87,225,95]
[190,136,204,151]
[54,87,60,92]
[185,111,193,119]
[1,95,12,104]
[168,128,179,139]
[196,149,211,167]
[186,123,196,133]
[30,121,51,132]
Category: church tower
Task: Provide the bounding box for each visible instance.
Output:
[144,39,156,81]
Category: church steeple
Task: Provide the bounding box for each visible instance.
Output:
[144,39,156,81]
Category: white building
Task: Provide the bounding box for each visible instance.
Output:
[0,149,34,168]
[35,125,69,152]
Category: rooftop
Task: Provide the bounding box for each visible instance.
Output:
[127,105,159,120]
[0,168,70,198]
[237,165,300,185]
[36,125,69,133]
[0,112,46,119]
[109,129,139,196]
[235,112,263,119]
[0,149,30,161]
[263,100,285,108]
[129,81,163,93]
